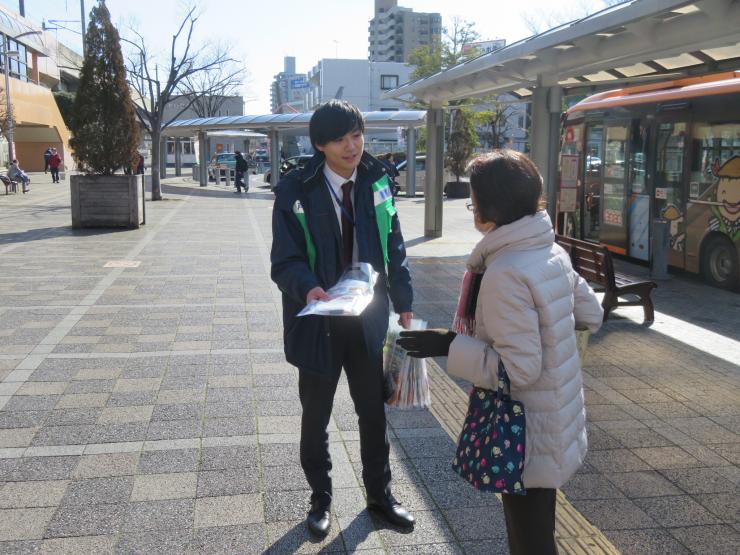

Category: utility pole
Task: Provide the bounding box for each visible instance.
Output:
[19,1,24,17]
[80,0,86,56]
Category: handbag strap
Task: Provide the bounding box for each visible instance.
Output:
[495,357,512,402]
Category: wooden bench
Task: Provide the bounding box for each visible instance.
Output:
[556,234,657,325]
[0,174,17,195]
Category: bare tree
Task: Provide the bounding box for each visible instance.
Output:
[0,91,13,159]
[178,55,245,118]
[123,6,238,200]
[522,0,628,34]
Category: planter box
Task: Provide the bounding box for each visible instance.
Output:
[444,180,470,199]
[70,174,144,228]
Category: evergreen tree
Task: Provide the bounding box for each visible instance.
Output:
[70,1,139,175]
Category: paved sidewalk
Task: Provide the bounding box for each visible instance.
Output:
[0,173,738,554]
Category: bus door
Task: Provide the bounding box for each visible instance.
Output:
[583,124,603,241]
[652,121,689,268]
[600,123,629,252]
[627,120,650,261]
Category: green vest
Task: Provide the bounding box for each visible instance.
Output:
[292,175,397,272]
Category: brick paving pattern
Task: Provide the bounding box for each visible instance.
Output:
[0,173,737,554]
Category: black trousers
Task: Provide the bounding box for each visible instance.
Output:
[235,170,247,192]
[50,168,60,182]
[298,316,391,503]
[501,488,558,555]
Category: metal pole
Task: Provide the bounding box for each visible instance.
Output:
[19,1,24,17]
[270,129,280,190]
[406,126,416,197]
[4,48,14,163]
[199,132,208,186]
[80,0,86,57]
[424,105,444,237]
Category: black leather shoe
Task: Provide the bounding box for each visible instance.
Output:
[367,494,415,529]
[306,497,331,537]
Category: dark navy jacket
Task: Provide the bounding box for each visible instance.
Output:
[270,151,413,374]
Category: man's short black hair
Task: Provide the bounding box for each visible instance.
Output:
[309,100,364,148]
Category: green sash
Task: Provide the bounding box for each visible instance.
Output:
[292,175,395,272]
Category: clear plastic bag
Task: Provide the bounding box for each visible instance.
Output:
[383,314,431,408]
[298,263,379,317]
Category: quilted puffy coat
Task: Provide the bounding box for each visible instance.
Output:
[448,211,603,489]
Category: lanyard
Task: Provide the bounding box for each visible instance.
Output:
[324,175,355,226]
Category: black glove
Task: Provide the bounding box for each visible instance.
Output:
[397,329,457,358]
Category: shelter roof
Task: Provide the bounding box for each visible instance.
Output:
[165,110,427,137]
[382,0,740,103]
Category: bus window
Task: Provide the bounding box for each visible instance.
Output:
[584,125,603,241]
[690,122,740,201]
[655,122,688,265]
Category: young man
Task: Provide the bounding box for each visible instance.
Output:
[271,100,415,537]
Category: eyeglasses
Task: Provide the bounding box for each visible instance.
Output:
[465,202,475,212]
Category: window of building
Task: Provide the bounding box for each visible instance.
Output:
[380,75,399,90]
[0,35,28,82]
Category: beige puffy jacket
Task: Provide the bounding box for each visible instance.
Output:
[448,211,603,489]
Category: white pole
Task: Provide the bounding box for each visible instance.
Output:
[80,0,86,56]
[4,49,14,163]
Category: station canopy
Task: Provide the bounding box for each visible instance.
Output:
[165,110,427,138]
[383,0,740,104]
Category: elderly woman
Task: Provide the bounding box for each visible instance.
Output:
[399,150,603,555]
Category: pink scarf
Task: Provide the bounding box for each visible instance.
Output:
[452,271,483,336]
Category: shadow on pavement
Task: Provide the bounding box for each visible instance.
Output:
[0,225,128,245]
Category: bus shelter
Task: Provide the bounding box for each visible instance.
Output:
[382,0,740,237]
[164,111,428,191]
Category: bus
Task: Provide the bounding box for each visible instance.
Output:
[559,72,740,290]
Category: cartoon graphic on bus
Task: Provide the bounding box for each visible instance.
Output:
[710,156,740,242]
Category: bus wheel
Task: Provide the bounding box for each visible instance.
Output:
[701,235,738,290]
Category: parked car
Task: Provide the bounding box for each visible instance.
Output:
[254,148,269,162]
[208,152,237,181]
[264,155,314,186]
[395,155,455,195]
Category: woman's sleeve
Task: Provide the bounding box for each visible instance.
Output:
[573,273,604,332]
[448,271,542,389]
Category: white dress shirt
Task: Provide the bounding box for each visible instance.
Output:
[323,164,358,264]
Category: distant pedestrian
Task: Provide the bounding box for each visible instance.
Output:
[9,159,30,193]
[43,147,53,173]
[398,150,604,555]
[234,150,248,194]
[48,148,62,183]
[136,154,145,175]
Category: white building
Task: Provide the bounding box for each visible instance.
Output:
[270,57,308,114]
[369,0,441,63]
[303,58,412,151]
[304,59,411,112]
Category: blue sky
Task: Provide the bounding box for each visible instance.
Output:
[3,0,619,112]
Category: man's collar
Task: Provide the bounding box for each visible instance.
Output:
[323,163,357,188]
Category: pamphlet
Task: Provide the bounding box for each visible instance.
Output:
[297,263,379,317]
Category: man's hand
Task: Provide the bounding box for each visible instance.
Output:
[397,329,457,358]
[306,286,330,305]
[398,311,413,330]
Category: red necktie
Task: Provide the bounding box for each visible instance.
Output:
[341,181,354,268]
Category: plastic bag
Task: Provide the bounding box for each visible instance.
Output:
[298,263,378,317]
[383,314,431,408]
